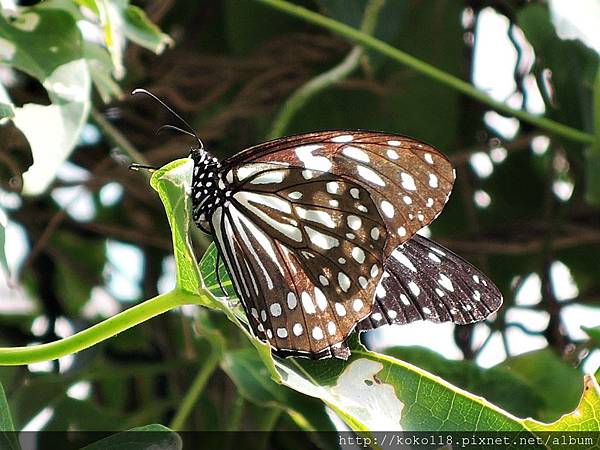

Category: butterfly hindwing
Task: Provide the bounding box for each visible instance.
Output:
[357,234,503,330]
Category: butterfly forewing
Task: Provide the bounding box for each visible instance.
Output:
[223,130,455,254]
[211,164,388,357]
[357,234,503,330]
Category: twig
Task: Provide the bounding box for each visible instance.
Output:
[169,351,219,430]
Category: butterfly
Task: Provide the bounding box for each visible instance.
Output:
[134,90,503,360]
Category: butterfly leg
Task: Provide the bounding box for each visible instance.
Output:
[214,250,228,297]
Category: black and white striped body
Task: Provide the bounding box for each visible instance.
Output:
[190,148,227,233]
[189,131,502,359]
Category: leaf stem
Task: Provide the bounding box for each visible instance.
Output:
[267,0,385,139]
[169,351,219,430]
[0,289,201,366]
[255,0,596,145]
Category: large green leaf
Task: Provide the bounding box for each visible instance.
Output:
[496,349,583,423]
[152,159,600,437]
[0,6,91,195]
[383,346,544,420]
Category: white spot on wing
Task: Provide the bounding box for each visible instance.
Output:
[343,146,370,162]
[301,291,316,314]
[338,272,351,292]
[332,134,353,143]
[438,274,454,292]
[357,166,386,186]
[250,170,286,184]
[429,173,439,188]
[295,145,332,171]
[400,173,417,191]
[391,249,417,272]
[380,200,394,218]
[305,226,339,249]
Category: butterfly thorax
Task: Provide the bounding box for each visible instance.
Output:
[190,148,227,233]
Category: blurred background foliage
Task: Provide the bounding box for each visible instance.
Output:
[0,0,599,444]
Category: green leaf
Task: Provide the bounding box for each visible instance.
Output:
[76,0,172,78]
[0,381,20,450]
[81,424,181,450]
[587,66,600,204]
[383,346,544,419]
[0,101,14,119]
[152,159,600,435]
[84,42,123,102]
[150,159,202,294]
[0,6,91,195]
[222,349,336,435]
[524,375,600,432]
[583,326,600,347]
[497,349,583,422]
[121,5,173,54]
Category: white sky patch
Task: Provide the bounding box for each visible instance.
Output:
[104,240,143,301]
[367,322,463,360]
[490,146,507,163]
[474,190,491,208]
[484,111,520,139]
[4,220,29,276]
[21,406,54,431]
[531,135,551,155]
[523,74,546,114]
[505,326,548,357]
[582,349,600,375]
[505,307,550,333]
[81,287,121,319]
[416,226,431,238]
[473,8,517,101]
[51,186,95,222]
[476,331,507,368]
[67,381,91,400]
[552,180,574,202]
[56,161,91,183]
[158,256,176,294]
[551,260,579,301]
[99,182,123,207]
[515,273,542,306]
[562,304,600,340]
[549,0,600,54]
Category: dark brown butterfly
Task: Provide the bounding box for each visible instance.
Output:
[189,130,502,359]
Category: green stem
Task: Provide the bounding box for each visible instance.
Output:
[267,0,385,139]
[0,289,201,366]
[255,408,281,450]
[169,352,219,430]
[256,0,596,146]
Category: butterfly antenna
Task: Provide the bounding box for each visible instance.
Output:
[156,124,198,139]
[132,88,204,150]
[215,251,228,297]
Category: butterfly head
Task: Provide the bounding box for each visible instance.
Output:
[190,148,227,233]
